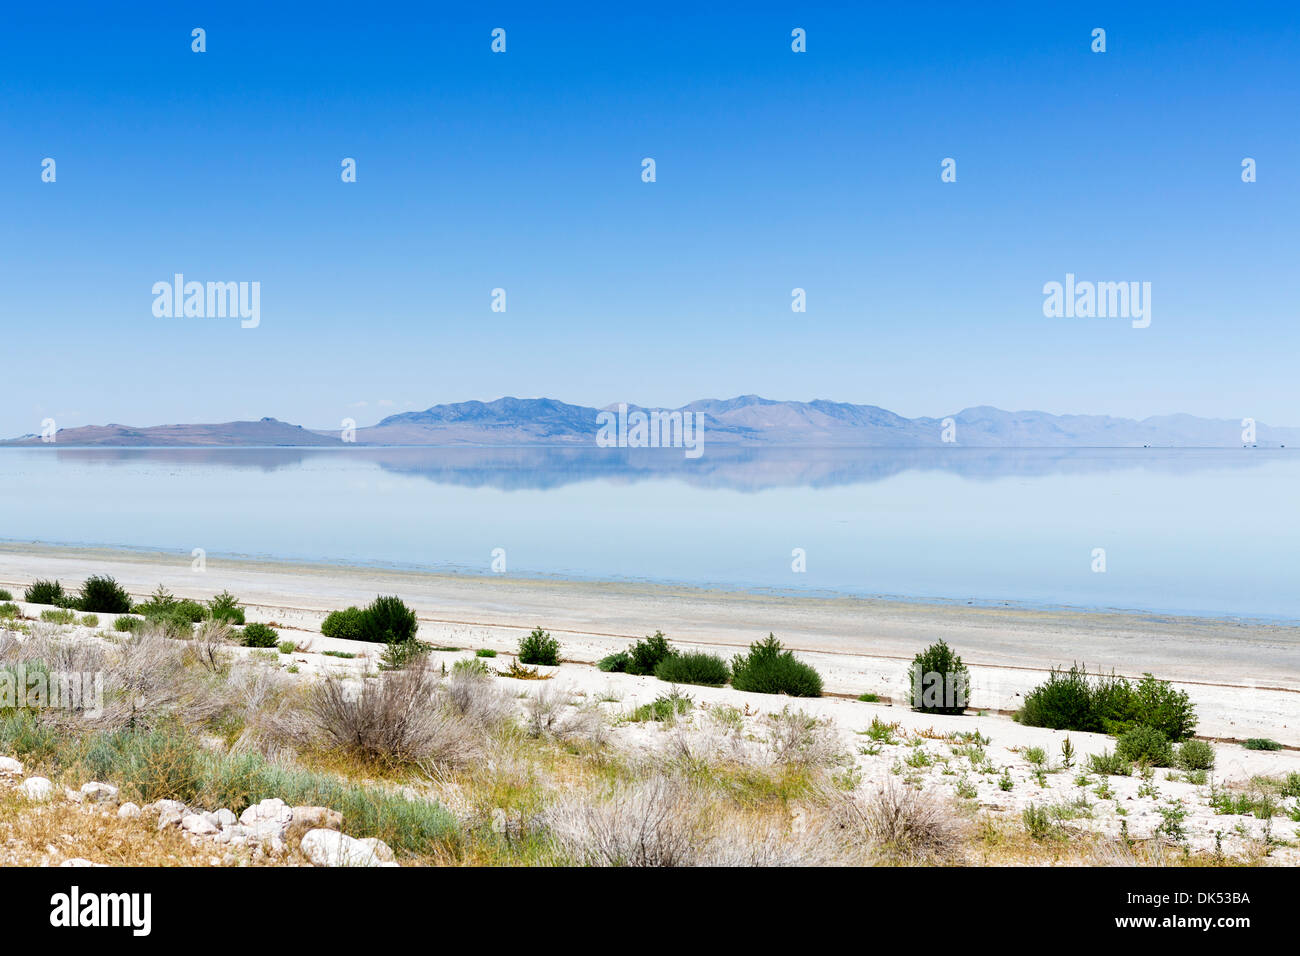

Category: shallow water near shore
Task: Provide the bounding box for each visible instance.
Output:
[1,446,1296,621]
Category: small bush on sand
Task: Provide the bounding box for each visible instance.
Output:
[40,608,77,625]
[1087,750,1132,776]
[0,603,19,620]
[241,622,279,648]
[654,651,730,687]
[475,648,497,658]
[1116,726,1174,767]
[358,595,419,645]
[844,780,967,865]
[0,589,11,601]
[730,634,822,697]
[24,580,66,606]
[1243,738,1282,751]
[76,575,133,613]
[380,637,431,671]
[115,615,142,633]
[309,668,478,769]
[206,590,245,625]
[1176,739,1216,771]
[518,627,560,666]
[321,606,365,640]
[626,631,675,676]
[1016,666,1196,740]
[597,651,630,672]
[907,640,970,715]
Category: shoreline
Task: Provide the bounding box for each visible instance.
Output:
[2,540,1298,745]
[2,536,1297,629]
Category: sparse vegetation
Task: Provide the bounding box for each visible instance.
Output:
[1243,738,1283,751]
[1016,664,1197,741]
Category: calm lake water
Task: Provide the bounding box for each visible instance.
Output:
[1,446,1296,621]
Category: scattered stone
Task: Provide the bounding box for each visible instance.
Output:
[64,787,84,803]
[0,756,23,776]
[239,798,293,828]
[182,814,221,836]
[118,802,141,819]
[80,782,120,805]
[292,806,343,830]
[300,829,396,867]
[18,777,55,801]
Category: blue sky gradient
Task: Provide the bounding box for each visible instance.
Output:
[1,1,1297,435]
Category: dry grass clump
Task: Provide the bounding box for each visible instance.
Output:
[543,768,865,866]
[95,627,232,731]
[524,685,608,745]
[835,780,969,865]
[307,662,523,771]
[763,706,846,770]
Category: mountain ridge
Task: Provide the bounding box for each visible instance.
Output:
[3,398,1295,447]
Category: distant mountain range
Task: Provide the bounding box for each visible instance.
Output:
[4,396,1296,447]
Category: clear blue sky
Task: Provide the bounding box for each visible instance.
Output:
[1,1,1297,436]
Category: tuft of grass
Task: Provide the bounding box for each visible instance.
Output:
[475,648,497,658]
[39,608,77,625]
[627,690,693,723]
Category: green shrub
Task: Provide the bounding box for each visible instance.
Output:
[597,651,630,673]
[452,657,492,678]
[321,606,365,640]
[1129,674,1197,741]
[1016,665,1196,741]
[907,640,970,715]
[626,631,675,676]
[0,589,11,601]
[241,622,279,648]
[115,615,142,633]
[1116,726,1174,767]
[278,641,296,655]
[76,575,132,613]
[475,648,497,658]
[207,590,245,625]
[1176,739,1216,771]
[40,608,77,625]
[654,651,730,687]
[517,627,560,666]
[628,691,693,723]
[1243,738,1283,751]
[1023,803,1052,840]
[132,584,177,617]
[1087,750,1133,776]
[357,595,419,645]
[0,603,21,620]
[379,637,431,671]
[24,579,66,606]
[80,614,99,628]
[730,634,822,697]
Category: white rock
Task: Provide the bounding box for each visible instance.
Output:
[300,829,395,867]
[59,858,107,868]
[148,799,188,816]
[210,808,238,828]
[80,782,120,805]
[118,802,141,819]
[182,814,220,836]
[357,837,396,863]
[0,756,23,776]
[292,806,343,830]
[18,777,55,801]
[239,798,293,827]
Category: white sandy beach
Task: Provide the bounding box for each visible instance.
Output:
[1,541,1296,748]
